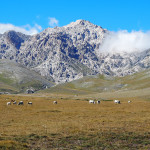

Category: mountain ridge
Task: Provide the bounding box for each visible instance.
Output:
[0,19,150,84]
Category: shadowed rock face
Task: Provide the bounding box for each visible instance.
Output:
[0,20,150,84]
[5,30,30,49]
[0,30,30,60]
[6,31,25,49]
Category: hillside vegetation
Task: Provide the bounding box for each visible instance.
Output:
[43,69,150,97]
[0,59,54,93]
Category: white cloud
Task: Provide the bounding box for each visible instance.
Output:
[0,23,42,35]
[99,30,150,53]
[34,23,42,31]
[48,17,59,27]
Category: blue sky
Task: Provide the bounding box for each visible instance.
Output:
[0,0,150,34]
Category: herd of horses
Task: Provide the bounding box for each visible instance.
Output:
[6,99,131,106]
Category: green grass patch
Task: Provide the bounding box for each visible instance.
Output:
[0,73,14,85]
[1,132,149,150]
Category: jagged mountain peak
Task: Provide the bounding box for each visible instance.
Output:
[41,19,107,36]
[65,19,93,27]
[64,19,105,31]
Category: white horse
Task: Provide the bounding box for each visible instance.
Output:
[28,102,32,105]
[114,100,120,104]
[7,102,11,105]
[89,100,95,104]
[53,101,57,104]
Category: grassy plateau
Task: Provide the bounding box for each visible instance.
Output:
[0,92,150,149]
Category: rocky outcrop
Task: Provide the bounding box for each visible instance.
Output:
[0,30,30,60]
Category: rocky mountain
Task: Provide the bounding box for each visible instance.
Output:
[0,19,150,84]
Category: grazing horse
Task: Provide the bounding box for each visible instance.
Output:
[114,100,120,104]
[97,100,100,104]
[13,101,17,104]
[89,100,95,104]
[28,102,32,105]
[7,102,11,105]
[53,101,57,104]
[18,101,23,105]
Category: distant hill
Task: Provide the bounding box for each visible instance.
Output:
[42,69,150,96]
[0,59,54,93]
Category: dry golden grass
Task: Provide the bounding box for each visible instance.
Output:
[0,94,150,149]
